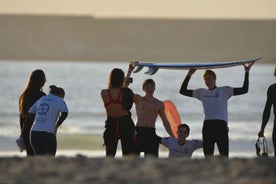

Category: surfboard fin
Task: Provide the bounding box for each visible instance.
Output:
[133,66,144,73]
[145,67,159,75]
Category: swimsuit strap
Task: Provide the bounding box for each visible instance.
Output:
[104,89,122,107]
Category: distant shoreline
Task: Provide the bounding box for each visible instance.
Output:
[0,14,275,63]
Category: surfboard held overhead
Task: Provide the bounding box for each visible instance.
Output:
[133,57,262,75]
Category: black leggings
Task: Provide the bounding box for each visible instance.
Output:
[21,122,35,156]
[103,115,135,157]
[30,131,57,156]
[202,120,229,157]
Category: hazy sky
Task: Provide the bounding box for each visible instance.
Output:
[0,0,276,19]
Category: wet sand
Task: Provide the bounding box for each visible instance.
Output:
[0,156,275,184]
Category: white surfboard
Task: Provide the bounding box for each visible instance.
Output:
[133,57,262,75]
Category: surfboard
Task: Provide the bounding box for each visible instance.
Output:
[133,57,262,75]
[164,100,181,138]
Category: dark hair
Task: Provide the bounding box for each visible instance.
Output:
[49,85,65,96]
[108,68,124,88]
[26,69,46,90]
[19,69,46,118]
[178,124,190,134]
[142,79,155,89]
[203,70,216,80]
[274,65,276,77]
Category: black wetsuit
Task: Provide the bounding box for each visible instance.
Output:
[180,72,249,157]
[261,83,276,157]
[20,89,45,156]
[104,115,135,157]
[103,88,135,157]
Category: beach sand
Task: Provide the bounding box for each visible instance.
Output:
[0,156,275,184]
[1,134,275,183]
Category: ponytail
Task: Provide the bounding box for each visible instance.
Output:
[49,85,65,96]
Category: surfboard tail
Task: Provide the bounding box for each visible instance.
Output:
[145,67,159,75]
[133,63,160,75]
[133,65,144,73]
[164,100,181,138]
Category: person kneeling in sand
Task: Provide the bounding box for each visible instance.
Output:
[157,124,202,158]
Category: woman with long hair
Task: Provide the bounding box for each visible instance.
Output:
[101,68,135,157]
[19,69,46,156]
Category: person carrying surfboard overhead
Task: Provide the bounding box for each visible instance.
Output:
[179,62,254,157]
[258,64,276,157]
[126,61,174,157]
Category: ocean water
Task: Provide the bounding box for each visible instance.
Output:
[0,61,275,156]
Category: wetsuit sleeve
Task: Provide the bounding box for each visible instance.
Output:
[19,117,24,131]
[179,75,193,97]
[122,88,134,111]
[261,86,273,130]
[27,100,38,122]
[233,72,249,95]
[56,112,68,128]
[28,113,35,122]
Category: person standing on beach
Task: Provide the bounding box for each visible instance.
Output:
[179,63,254,157]
[157,124,202,158]
[19,69,46,156]
[258,65,276,157]
[126,62,174,157]
[101,68,136,157]
[29,85,68,156]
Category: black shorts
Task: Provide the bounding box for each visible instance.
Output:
[135,126,159,156]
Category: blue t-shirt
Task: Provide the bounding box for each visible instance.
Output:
[29,94,68,134]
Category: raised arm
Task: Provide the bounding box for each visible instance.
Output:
[179,69,196,97]
[233,62,254,95]
[123,61,137,88]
